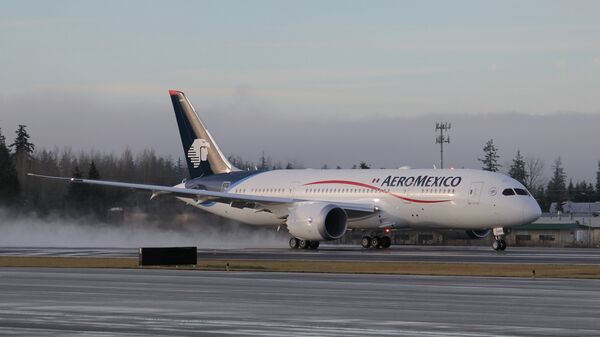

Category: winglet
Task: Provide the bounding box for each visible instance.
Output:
[169,90,182,96]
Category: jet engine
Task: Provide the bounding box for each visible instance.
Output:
[439,229,492,240]
[286,202,348,241]
[466,229,492,239]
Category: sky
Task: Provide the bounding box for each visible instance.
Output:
[1,1,600,182]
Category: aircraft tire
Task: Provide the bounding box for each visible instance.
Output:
[289,237,299,249]
[361,236,371,249]
[381,236,391,249]
[499,239,507,251]
[309,241,320,249]
[492,240,501,251]
[370,236,380,249]
[299,239,309,249]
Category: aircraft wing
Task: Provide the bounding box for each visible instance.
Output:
[27,173,375,213]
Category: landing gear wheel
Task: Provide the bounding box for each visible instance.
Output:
[370,236,381,249]
[298,239,309,249]
[361,236,371,249]
[309,241,320,249]
[492,227,507,251]
[381,236,391,249]
[289,237,299,249]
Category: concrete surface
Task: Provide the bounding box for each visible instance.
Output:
[0,268,599,336]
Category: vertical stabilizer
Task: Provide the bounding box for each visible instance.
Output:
[169,90,238,178]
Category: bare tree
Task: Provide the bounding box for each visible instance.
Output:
[525,156,545,190]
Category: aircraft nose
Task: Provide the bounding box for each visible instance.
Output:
[523,200,542,223]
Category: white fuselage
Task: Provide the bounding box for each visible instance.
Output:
[177,168,541,231]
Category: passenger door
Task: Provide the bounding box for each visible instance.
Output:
[468,182,484,205]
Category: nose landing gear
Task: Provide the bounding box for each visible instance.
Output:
[492,227,507,251]
[492,239,506,251]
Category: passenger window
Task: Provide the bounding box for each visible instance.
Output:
[514,188,529,196]
[502,188,515,196]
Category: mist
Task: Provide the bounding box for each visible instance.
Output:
[0,208,288,249]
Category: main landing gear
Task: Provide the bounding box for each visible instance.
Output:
[289,237,319,250]
[492,227,507,251]
[361,235,391,249]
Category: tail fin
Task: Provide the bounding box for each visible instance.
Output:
[169,90,238,178]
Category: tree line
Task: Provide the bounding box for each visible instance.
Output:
[0,126,309,220]
[478,139,600,211]
[0,125,188,220]
[2,125,598,217]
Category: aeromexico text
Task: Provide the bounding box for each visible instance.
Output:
[380,175,462,188]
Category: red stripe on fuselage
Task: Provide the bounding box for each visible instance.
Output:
[304,179,451,204]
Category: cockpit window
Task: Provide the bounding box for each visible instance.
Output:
[502,188,515,196]
[514,188,529,196]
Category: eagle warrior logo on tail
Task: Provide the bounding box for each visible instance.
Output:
[187,139,210,168]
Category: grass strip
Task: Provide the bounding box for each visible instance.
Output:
[1,256,599,279]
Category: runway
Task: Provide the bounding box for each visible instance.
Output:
[2,245,600,264]
[0,268,598,336]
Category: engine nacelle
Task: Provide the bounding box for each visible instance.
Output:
[439,229,492,240]
[286,202,348,241]
[466,229,492,239]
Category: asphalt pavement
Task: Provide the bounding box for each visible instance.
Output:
[2,245,600,264]
[0,268,598,336]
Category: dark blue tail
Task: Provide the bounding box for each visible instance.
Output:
[169,90,237,179]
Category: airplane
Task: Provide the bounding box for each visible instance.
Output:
[29,90,542,251]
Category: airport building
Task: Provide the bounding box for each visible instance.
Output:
[377,220,599,248]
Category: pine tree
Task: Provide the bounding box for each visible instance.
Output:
[10,125,35,155]
[478,139,501,172]
[88,161,100,180]
[567,179,574,201]
[359,161,371,169]
[547,157,567,212]
[259,151,271,170]
[0,128,20,205]
[508,150,527,186]
[9,125,35,197]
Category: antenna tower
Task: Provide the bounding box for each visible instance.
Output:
[435,122,451,169]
